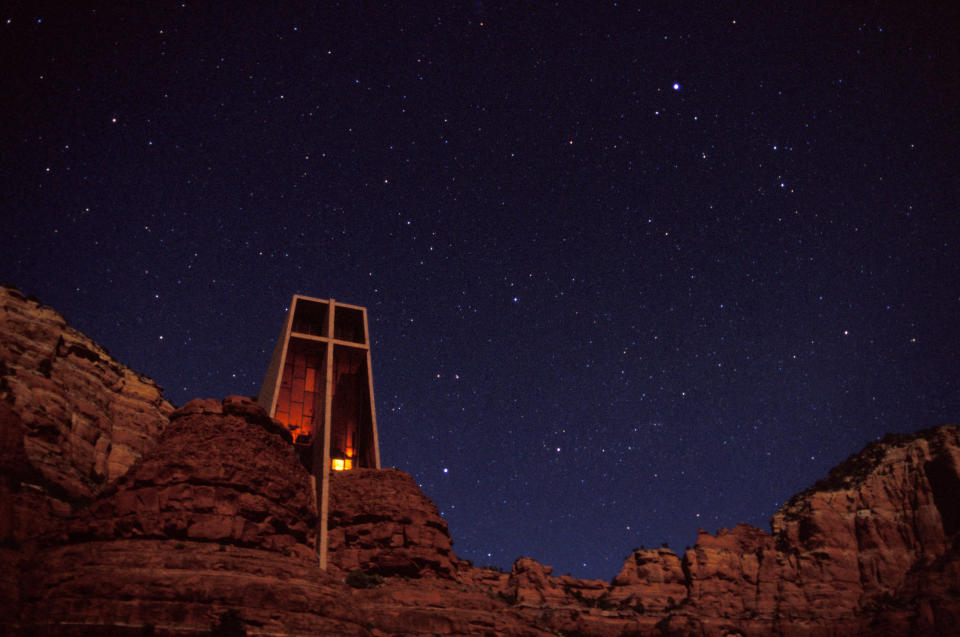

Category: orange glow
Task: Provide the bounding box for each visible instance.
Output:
[275,344,323,440]
[331,458,353,471]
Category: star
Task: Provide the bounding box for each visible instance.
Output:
[3,0,955,582]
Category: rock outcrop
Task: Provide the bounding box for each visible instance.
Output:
[19,396,377,635]
[609,546,689,613]
[328,467,462,577]
[0,285,173,629]
[2,283,959,636]
[65,395,317,555]
[0,286,173,503]
[604,426,960,636]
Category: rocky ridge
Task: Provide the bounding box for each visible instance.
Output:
[2,284,959,636]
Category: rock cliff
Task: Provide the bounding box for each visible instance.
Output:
[1,284,958,636]
[0,285,173,625]
[0,286,173,502]
[604,427,960,636]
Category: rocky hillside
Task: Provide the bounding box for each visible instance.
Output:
[2,284,959,636]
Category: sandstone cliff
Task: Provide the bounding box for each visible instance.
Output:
[0,285,173,624]
[0,286,173,501]
[2,284,958,636]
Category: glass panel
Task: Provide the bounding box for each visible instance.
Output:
[334,306,366,343]
[292,298,329,336]
[330,345,372,468]
[275,338,326,443]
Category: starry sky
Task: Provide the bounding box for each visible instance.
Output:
[3,2,959,579]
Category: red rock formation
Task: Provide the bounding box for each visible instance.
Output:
[0,286,173,502]
[0,285,173,631]
[765,425,960,635]
[490,427,960,636]
[327,467,462,577]
[2,285,959,636]
[620,425,960,636]
[65,396,316,554]
[20,396,374,635]
[610,546,688,612]
[14,397,563,636]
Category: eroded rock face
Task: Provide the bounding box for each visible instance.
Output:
[64,396,317,554]
[20,397,374,635]
[609,546,689,614]
[764,425,960,635]
[485,427,960,636]
[604,425,960,636]
[0,285,173,503]
[9,407,960,636]
[0,285,174,630]
[327,467,461,577]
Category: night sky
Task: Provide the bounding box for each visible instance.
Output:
[3,2,959,579]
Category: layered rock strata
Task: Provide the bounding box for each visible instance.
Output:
[606,425,960,636]
[327,468,462,577]
[0,286,173,503]
[21,396,372,635]
[2,285,959,635]
[0,285,173,628]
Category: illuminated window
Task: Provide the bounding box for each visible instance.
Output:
[332,457,353,471]
[274,340,325,441]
